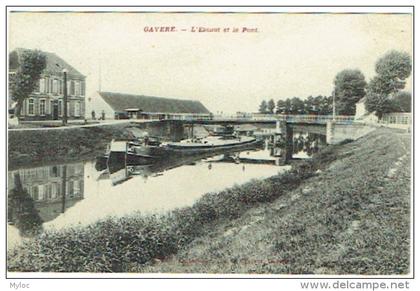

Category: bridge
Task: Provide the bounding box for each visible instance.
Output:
[163,113,355,125]
[163,114,358,147]
[135,114,372,146]
[211,114,354,125]
[158,113,375,164]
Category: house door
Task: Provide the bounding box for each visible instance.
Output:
[52,102,59,120]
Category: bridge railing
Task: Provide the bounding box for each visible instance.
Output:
[211,114,354,124]
[163,113,354,124]
[278,115,355,124]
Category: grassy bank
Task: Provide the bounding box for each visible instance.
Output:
[7,128,411,274]
[8,124,133,169]
[143,128,411,275]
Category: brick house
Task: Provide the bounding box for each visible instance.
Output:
[9,48,86,120]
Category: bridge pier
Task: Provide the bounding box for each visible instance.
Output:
[168,121,185,141]
[279,121,294,164]
[184,124,195,139]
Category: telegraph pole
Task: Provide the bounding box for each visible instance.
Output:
[62,69,68,125]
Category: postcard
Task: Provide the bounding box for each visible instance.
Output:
[3,3,415,289]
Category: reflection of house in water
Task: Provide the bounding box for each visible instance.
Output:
[8,162,85,227]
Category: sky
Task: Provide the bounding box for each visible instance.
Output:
[8,11,412,113]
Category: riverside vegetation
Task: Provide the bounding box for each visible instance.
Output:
[7,128,410,274]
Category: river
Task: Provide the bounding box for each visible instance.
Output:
[7,132,326,248]
[7,148,291,247]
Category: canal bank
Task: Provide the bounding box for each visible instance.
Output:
[8,123,132,169]
[8,121,191,169]
[141,127,410,275]
[7,128,411,274]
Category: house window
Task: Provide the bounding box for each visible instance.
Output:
[67,101,70,116]
[53,79,58,94]
[58,100,62,116]
[74,180,81,195]
[27,98,34,115]
[68,180,74,197]
[74,102,81,117]
[46,184,52,199]
[81,81,85,96]
[50,78,54,94]
[38,185,44,200]
[51,183,58,199]
[46,77,50,93]
[50,166,59,177]
[39,78,45,93]
[70,81,75,96]
[32,186,39,200]
[58,80,63,94]
[39,99,46,116]
[75,81,80,96]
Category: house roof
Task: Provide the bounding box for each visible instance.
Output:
[9,48,85,79]
[98,91,210,114]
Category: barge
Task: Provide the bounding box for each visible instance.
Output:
[98,135,262,167]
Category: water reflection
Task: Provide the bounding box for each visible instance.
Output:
[7,132,325,246]
[104,144,288,185]
[8,163,85,236]
[292,133,326,157]
[8,149,288,246]
[8,173,43,237]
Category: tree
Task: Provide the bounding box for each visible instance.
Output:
[284,98,292,114]
[304,96,315,114]
[366,50,412,118]
[365,90,395,120]
[258,100,268,113]
[392,91,411,112]
[290,97,305,114]
[276,99,286,114]
[9,50,46,118]
[375,50,412,95]
[320,95,333,115]
[267,99,275,114]
[334,69,367,115]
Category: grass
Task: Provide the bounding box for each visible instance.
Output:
[7,128,411,274]
[141,128,410,275]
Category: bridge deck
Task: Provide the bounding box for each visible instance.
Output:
[167,114,355,125]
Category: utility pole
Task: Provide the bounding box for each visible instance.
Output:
[62,69,68,125]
